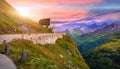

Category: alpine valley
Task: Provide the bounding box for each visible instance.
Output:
[65,22,120,69]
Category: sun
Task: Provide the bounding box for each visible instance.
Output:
[17,8,29,17]
[19,10,29,16]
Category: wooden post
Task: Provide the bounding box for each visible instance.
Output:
[3,40,6,44]
[20,50,28,63]
[5,44,11,55]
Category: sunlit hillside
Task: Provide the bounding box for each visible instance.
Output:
[0,35,89,69]
[0,0,51,34]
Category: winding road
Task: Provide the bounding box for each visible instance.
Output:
[0,54,16,69]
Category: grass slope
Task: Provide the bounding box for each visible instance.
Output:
[0,0,51,34]
[0,35,89,69]
[74,30,120,53]
[75,34,109,53]
[84,31,120,69]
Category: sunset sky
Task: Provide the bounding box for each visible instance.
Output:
[6,0,120,31]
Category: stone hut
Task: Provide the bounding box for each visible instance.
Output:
[39,18,50,28]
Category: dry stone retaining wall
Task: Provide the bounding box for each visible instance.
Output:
[0,33,65,44]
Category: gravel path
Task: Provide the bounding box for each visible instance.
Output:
[0,54,16,69]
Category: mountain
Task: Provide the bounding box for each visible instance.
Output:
[0,0,51,34]
[65,28,84,38]
[84,31,120,69]
[0,35,90,69]
[64,22,108,38]
[86,22,108,32]
[74,23,120,53]
[54,20,112,32]
[94,23,120,34]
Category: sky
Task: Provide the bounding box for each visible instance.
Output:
[6,0,120,32]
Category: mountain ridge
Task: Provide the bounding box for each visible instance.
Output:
[69,23,120,53]
[94,23,120,34]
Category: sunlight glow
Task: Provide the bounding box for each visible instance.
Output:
[17,8,30,17]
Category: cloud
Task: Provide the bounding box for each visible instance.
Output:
[6,0,103,22]
[15,6,88,22]
[51,9,88,21]
[101,0,120,4]
[7,0,103,5]
[51,9,120,32]
[6,0,120,32]
[68,9,120,22]
[88,9,120,16]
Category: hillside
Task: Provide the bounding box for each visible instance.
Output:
[0,0,51,34]
[84,31,120,69]
[0,35,89,69]
[76,34,109,53]
[73,23,120,53]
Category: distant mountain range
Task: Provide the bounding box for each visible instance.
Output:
[65,22,109,37]
[65,23,120,53]
[94,23,120,34]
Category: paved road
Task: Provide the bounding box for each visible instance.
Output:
[0,54,16,69]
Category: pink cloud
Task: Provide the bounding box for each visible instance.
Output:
[6,0,90,22]
[38,8,87,21]
[7,0,103,5]
[96,12,120,21]
[15,6,88,22]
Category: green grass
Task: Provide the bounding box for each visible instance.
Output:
[73,33,109,53]
[84,31,120,69]
[0,35,89,69]
[74,30,120,53]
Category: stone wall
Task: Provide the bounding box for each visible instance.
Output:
[0,33,65,44]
